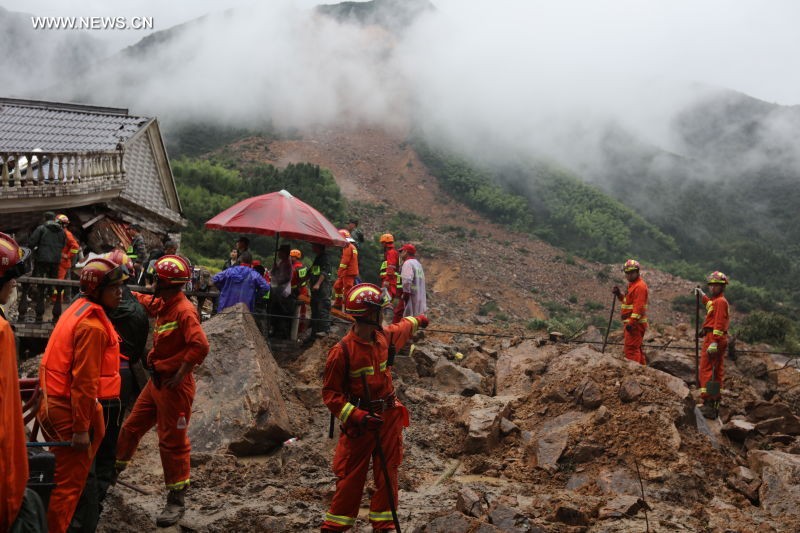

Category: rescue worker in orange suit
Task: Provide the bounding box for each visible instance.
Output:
[612,259,649,365]
[36,257,127,533]
[1,232,47,532]
[115,255,210,527]
[290,249,310,335]
[379,234,401,323]
[55,213,80,303]
[332,230,359,311]
[694,271,731,419]
[321,283,428,532]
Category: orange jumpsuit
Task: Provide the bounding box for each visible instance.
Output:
[116,292,209,490]
[333,244,359,308]
[0,314,27,531]
[321,316,420,531]
[292,260,309,332]
[700,294,729,401]
[37,299,119,533]
[380,246,400,299]
[58,229,80,280]
[619,277,648,365]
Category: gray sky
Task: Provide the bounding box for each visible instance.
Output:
[3,0,799,105]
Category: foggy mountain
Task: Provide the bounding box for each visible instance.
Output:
[4,0,800,306]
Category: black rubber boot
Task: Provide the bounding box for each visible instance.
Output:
[156,488,186,527]
[699,402,718,419]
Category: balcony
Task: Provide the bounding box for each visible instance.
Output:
[0,150,127,213]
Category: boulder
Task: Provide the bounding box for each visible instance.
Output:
[746,401,795,423]
[456,487,486,518]
[748,450,800,518]
[598,495,647,519]
[462,395,513,453]
[532,411,590,472]
[578,379,603,409]
[494,342,557,396]
[565,442,605,463]
[461,350,495,377]
[553,505,589,526]
[489,505,530,531]
[619,379,643,402]
[647,350,696,384]
[413,342,450,377]
[722,419,757,442]
[726,466,761,503]
[191,304,293,455]
[419,512,476,533]
[755,416,800,436]
[434,357,487,396]
[500,417,520,436]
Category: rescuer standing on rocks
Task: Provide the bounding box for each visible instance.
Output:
[612,259,649,365]
[114,255,209,527]
[321,283,428,532]
[332,230,358,311]
[694,271,731,419]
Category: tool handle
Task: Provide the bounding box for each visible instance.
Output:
[601,293,617,354]
[695,287,701,386]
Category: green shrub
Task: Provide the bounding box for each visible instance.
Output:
[736,311,793,345]
[568,294,578,304]
[478,300,499,316]
[527,319,548,331]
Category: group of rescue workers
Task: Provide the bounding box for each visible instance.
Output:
[614,259,731,420]
[0,221,732,532]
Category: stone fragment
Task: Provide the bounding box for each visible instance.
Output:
[748,450,800,518]
[598,495,647,519]
[434,357,487,396]
[463,395,513,453]
[553,505,589,526]
[619,379,643,402]
[455,487,486,518]
[578,379,603,409]
[721,419,757,442]
[647,350,696,384]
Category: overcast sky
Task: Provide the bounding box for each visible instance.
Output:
[2,0,799,105]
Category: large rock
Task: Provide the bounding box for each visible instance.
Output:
[461,395,514,453]
[434,357,488,396]
[191,304,293,455]
[746,401,795,423]
[748,450,800,518]
[722,419,757,442]
[494,342,557,396]
[531,411,590,472]
[647,350,696,384]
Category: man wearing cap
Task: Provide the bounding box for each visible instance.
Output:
[394,244,427,323]
[612,259,649,365]
[18,211,65,322]
[36,257,126,533]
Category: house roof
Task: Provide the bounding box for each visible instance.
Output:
[0,97,150,152]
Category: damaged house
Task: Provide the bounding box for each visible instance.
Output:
[0,97,184,251]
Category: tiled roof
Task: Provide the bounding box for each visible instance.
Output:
[0,98,150,152]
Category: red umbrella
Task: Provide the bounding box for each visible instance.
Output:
[205,189,347,247]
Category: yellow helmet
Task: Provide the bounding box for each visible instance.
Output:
[706,271,729,285]
[622,259,641,273]
[290,249,302,259]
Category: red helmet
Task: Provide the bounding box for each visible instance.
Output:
[154,255,191,286]
[622,259,641,273]
[344,283,389,316]
[56,214,70,225]
[0,232,30,282]
[379,233,394,245]
[706,271,729,285]
[338,229,351,239]
[80,257,128,294]
[290,249,302,259]
[104,249,135,276]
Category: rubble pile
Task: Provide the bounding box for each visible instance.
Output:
[98,309,800,532]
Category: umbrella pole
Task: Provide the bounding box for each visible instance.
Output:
[266,233,279,342]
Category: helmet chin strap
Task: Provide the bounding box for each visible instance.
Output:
[354,305,383,328]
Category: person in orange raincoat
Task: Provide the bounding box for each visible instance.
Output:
[291,249,310,334]
[115,254,209,528]
[36,257,127,533]
[332,230,359,310]
[54,214,80,304]
[613,259,649,365]
[694,271,731,418]
[321,283,428,532]
[1,232,47,532]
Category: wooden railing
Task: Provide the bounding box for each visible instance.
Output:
[0,150,125,192]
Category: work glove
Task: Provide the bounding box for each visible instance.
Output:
[416,315,429,328]
[693,287,706,297]
[350,409,384,430]
[708,342,719,355]
[612,286,622,297]
[402,291,411,303]
[381,286,390,303]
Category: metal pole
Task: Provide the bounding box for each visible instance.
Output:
[360,373,401,533]
[695,287,701,387]
[601,294,617,354]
